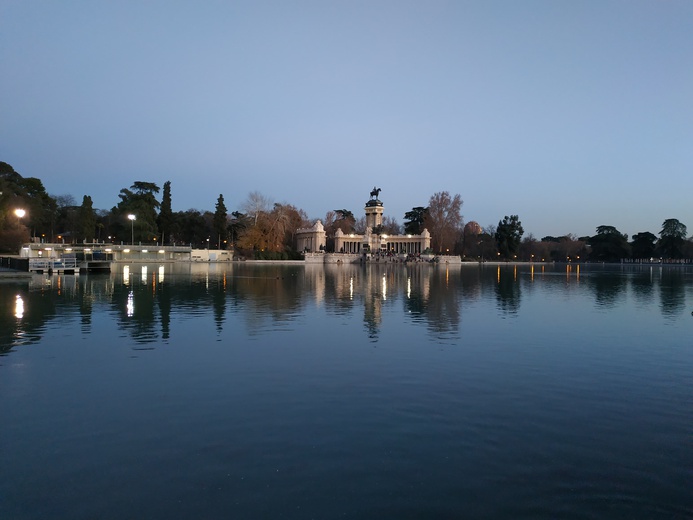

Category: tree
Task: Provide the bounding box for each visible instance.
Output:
[279,204,309,251]
[0,162,55,237]
[425,192,463,253]
[461,221,482,258]
[116,181,160,243]
[381,215,401,235]
[78,195,96,242]
[588,225,630,262]
[403,206,428,235]
[213,194,228,248]
[52,195,79,243]
[333,209,355,234]
[0,161,56,247]
[228,211,250,249]
[158,181,174,245]
[495,215,524,259]
[540,234,587,262]
[519,233,539,261]
[353,215,367,234]
[631,231,657,260]
[242,191,271,226]
[266,203,291,252]
[174,209,211,247]
[657,218,687,259]
[477,227,498,260]
[322,210,337,251]
[22,178,56,237]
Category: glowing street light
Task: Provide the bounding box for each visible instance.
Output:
[128,214,136,245]
[14,208,26,228]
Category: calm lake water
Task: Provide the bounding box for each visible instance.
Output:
[1,262,692,519]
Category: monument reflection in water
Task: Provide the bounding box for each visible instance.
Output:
[1,262,691,519]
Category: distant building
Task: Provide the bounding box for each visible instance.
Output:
[296,188,431,258]
[295,220,327,253]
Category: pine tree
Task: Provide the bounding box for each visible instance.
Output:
[213,194,228,249]
[158,181,173,244]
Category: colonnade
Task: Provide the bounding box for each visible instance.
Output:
[381,240,425,254]
[339,241,362,253]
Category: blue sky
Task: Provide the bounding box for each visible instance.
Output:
[1,0,691,238]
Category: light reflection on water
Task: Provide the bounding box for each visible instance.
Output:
[0,262,692,519]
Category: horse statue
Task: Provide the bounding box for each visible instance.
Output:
[370,187,381,200]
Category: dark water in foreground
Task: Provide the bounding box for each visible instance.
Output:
[1,262,691,519]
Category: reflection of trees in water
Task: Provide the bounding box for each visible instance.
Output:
[112,281,158,344]
[77,276,102,335]
[1,273,116,351]
[629,267,656,307]
[659,268,686,318]
[78,290,92,333]
[212,277,226,333]
[408,266,463,338]
[1,283,33,352]
[157,280,172,340]
[492,265,521,315]
[315,265,356,316]
[99,264,310,343]
[588,271,628,309]
[5,264,690,352]
[231,266,306,335]
[0,278,75,351]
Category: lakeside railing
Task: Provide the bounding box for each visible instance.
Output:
[29,257,79,272]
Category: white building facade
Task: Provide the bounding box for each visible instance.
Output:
[296,188,432,261]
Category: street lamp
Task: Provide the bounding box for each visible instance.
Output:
[14,208,26,228]
[128,214,136,245]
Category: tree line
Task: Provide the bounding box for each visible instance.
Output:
[0,161,690,261]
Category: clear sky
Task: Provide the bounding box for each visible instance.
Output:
[1,0,691,239]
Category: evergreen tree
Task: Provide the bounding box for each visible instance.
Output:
[78,195,96,242]
[404,206,429,235]
[116,181,160,243]
[657,219,687,259]
[229,211,249,249]
[213,194,228,248]
[158,181,174,244]
[0,161,56,248]
[495,215,524,259]
[631,231,657,259]
[333,209,355,234]
[588,225,630,262]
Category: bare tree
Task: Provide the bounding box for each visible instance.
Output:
[381,215,401,235]
[353,216,367,234]
[425,191,463,253]
[242,191,272,226]
[267,203,291,251]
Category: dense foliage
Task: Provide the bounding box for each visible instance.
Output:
[495,215,524,259]
[1,160,691,261]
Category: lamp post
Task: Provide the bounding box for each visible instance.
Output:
[128,214,136,245]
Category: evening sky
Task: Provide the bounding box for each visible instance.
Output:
[1,0,691,238]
